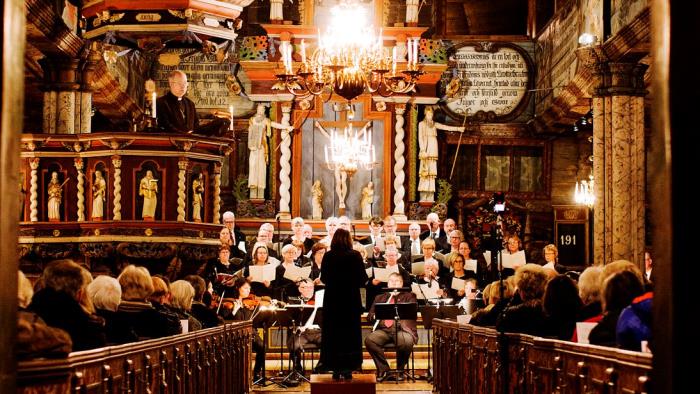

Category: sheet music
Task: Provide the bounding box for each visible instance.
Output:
[237,241,247,253]
[314,289,324,307]
[502,250,526,269]
[373,265,399,282]
[411,261,425,276]
[484,251,491,267]
[249,264,276,283]
[365,267,373,278]
[411,283,440,299]
[283,265,312,281]
[464,259,477,273]
[451,277,467,291]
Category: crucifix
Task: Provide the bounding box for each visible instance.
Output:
[314,119,372,215]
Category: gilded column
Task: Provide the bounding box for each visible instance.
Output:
[393,104,407,220]
[213,162,222,224]
[591,60,648,266]
[29,158,39,222]
[112,155,122,220]
[177,159,188,222]
[74,158,85,221]
[278,103,292,220]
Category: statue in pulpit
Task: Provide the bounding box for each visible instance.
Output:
[139,170,158,220]
[91,170,106,220]
[192,173,204,222]
[247,103,294,200]
[47,171,63,222]
[360,181,374,220]
[270,0,284,22]
[418,107,464,202]
[312,180,323,220]
[406,0,419,26]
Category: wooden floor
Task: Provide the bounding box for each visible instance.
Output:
[251,378,433,393]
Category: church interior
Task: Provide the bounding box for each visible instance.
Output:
[0,0,693,392]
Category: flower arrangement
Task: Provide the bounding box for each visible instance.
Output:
[465,205,523,245]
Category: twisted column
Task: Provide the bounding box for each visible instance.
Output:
[74,158,85,221]
[112,155,122,220]
[213,162,222,224]
[393,105,407,220]
[278,103,292,220]
[177,159,188,222]
[29,158,40,221]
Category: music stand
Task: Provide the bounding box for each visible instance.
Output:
[374,301,418,383]
[272,305,293,381]
[251,306,287,388]
[279,304,317,385]
[419,304,461,382]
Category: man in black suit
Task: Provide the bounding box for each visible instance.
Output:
[359,216,384,245]
[365,272,417,381]
[400,222,423,261]
[156,70,229,136]
[420,212,449,252]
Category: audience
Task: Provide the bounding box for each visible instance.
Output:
[588,271,644,347]
[496,264,548,336]
[29,259,107,351]
[184,275,222,328]
[542,274,582,340]
[170,280,202,332]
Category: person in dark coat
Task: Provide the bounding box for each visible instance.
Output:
[496,264,548,337]
[319,228,369,380]
[365,272,418,381]
[29,259,107,351]
[156,70,229,136]
[588,271,644,347]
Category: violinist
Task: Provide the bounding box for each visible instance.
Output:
[287,279,323,373]
[230,277,266,382]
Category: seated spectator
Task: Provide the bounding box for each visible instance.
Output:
[184,275,222,328]
[148,276,185,330]
[616,291,653,351]
[542,274,582,340]
[170,280,202,332]
[577,266,603,321]
[17,270,72,359]
[29,259,106,351]
[471,278,515,327]
[496,264,548,336]
[588,270,644,347]
[114,265,181,343]
[87,275,127,344]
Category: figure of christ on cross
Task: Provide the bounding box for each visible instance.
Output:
[314,120,372,214]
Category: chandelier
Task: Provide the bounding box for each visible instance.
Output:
[324,124,376,174]
[575,174,595,208]
[274,1,423,102]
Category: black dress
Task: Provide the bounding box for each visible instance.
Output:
[319,248,369,373]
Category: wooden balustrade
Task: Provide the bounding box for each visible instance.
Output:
[432,319,652,394]
[17,321,252,394]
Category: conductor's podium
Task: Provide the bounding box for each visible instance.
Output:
[310,374,376,394]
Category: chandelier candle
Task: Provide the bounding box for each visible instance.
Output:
[151,92,157,118]
[229,105,234,131]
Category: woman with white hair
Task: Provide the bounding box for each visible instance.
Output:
[273,243,302,301]
[113,265,181,343]
[283,217,315,253]
[169,280,202,332]
[88,275,130,344]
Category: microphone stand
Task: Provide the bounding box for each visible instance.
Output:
[276,215,282,256]
[494,212,509,391]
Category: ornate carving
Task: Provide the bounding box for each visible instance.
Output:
[235,199,276,218]
[278,103,292,216]
[116,242,177,259]
[17,244,31,258]
[74,158,85,221]
[179,244,219,262]
[29,158,40,222]
[102,139,135,150]
[170,139,198,152]
[112,155,122,220]
[79,243,114,258]
[393,105,407,218]
[34,243,76,259]
[212,162,222,224]
[177,159,188,222]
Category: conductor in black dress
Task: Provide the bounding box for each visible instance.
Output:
[156,70,230,136]
[319,228,369,380]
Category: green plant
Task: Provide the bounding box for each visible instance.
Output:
[435,179,453,205]
[232,175,249,202]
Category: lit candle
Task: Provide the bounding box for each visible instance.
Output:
[301,39,306,67]
[392,47,397,75]
[287,44,293,74]
[229,105,234,131]
[152,92,157,118]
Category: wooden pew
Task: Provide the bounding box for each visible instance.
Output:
[432,319,652,394]
[17,321,253,394]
